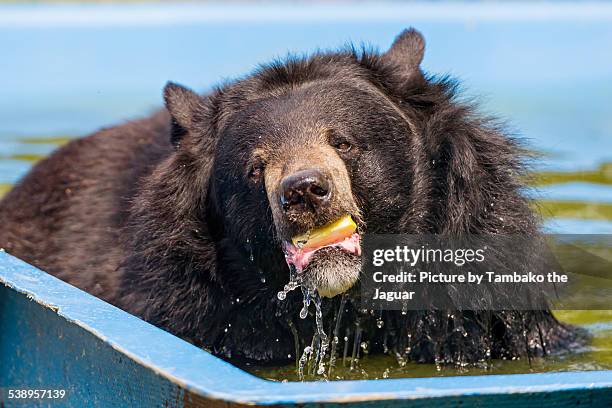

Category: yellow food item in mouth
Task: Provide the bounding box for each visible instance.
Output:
[291,215,357,249]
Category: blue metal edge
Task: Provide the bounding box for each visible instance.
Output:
[0,250,610,405]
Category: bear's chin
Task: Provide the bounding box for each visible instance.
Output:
[302,247,361,298]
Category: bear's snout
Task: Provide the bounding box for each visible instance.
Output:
[263,141,361,241]
[280,168,331,214]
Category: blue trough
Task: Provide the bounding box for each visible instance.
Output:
[1,251,611,407]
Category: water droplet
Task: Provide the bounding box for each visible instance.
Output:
[276,264,302,301]
[299,286,312,319]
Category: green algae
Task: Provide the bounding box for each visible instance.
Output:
[535,200,612,220]
[0,184,12,197]
[532,163,612,186]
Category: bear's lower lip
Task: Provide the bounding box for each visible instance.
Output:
[282,233,361,273]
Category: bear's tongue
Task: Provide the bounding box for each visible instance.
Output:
[283,233,361,272]
[283,215,361,272]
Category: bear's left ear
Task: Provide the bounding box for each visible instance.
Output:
[383,28,425,80]
[163,82,205,148]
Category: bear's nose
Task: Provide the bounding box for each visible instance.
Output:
[280,169,331,212]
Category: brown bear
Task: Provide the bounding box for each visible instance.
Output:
[0,29,580,367]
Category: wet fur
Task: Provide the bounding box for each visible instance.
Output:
[0,29,582,365]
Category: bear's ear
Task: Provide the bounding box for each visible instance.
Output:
[383,28,425,79]
[163,82,205,148]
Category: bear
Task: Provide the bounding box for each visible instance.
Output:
[0,28,581,368]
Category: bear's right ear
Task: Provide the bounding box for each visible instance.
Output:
[163,82,205,148]
[383,28,425,81]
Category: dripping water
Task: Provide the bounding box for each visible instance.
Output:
[297,346,313,380]
[276,252,328,379]
[350,321,363,371]
[246,238,254,262]
[276,245,355,380]
[328,294,347,376]
[342,326,351,367]
[277,264,303,301]
[286,318,300,369]
[300,285,312,319]
[312,291,329,375]
[376,309,384,329]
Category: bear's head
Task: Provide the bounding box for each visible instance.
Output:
[151,28,536,303]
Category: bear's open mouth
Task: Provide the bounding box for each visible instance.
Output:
[282,215,361,273]
[283,232,361,272]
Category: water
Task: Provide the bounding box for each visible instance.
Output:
[0,2,610,381]
[276,264,302,301]
[312,291,329,375]
[251,310,612,381]
[277,243,330,379]
[328,294,348,376]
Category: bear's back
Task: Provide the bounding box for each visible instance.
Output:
[0,110,172,303]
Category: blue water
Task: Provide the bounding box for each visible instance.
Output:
[0,2,611,233]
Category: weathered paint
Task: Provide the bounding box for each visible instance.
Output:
[0,251,611,407]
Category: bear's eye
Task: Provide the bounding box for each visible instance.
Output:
[326,129,353,155]
[248,163,264,182]
[334,140,352,153]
